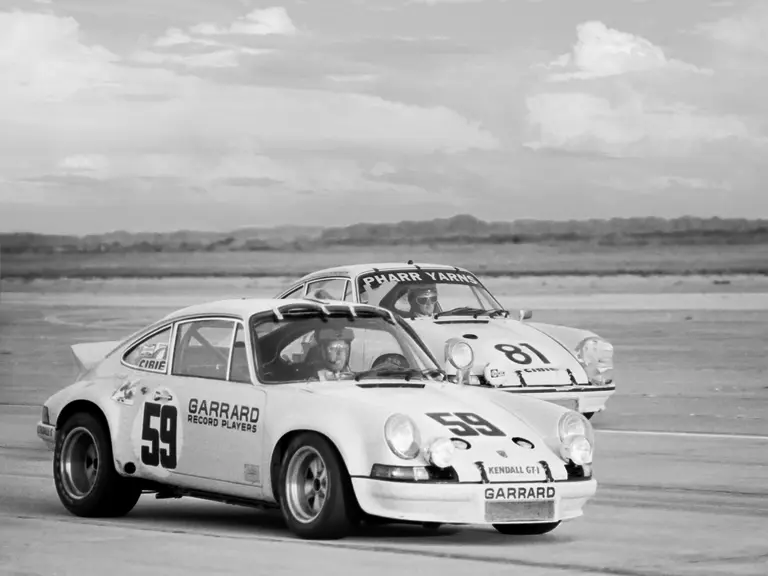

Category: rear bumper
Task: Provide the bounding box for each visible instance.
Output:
[351,477,597,525]
[36,422,56,451]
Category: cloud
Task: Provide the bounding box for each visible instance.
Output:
[188,7,297,37]
[0,8,498,203]
[545,21,711,81]
[695,2,768,55]
[522,19,763,159]
[524,91,753,158]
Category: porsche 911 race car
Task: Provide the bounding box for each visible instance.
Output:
[276,262,615,418]
[36,297,597,540]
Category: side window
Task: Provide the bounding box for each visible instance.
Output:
[342,280,352,301]
[229,323,251,383]
[281,285,305,299]
[306,278,347,301]
[172,318,236,380]
[123,326,172,373]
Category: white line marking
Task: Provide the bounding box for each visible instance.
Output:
[598,428,768,441]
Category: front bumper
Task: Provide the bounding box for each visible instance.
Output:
[351,477,597,525]
[496,385,616,415]
[36,421,56,451]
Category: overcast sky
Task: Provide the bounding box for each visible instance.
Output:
[1,0,767,234]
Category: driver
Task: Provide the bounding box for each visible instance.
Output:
[407,283,438,317]
[314,326,355,380]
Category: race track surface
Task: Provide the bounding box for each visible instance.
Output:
[1,276,767,576]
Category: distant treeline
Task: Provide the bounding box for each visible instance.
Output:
[2,214,768,254]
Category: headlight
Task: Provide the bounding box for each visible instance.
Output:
[445,339,474,370]
[423,437,455,468]
[561,435,593,465]
[558,411,594,445]
[575,337,613,385]
[384,414,421,460]
[557,411,595,463]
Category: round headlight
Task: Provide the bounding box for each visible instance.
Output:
[384,414,421,460]
[575,337,614,385]
[560,435,593,465]
[424,437,455,469]
[557,411,594,446]
[446,340,474,370]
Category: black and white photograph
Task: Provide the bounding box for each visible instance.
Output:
[1,0,766,574]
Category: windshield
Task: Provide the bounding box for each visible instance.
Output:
[356,268,503,318]
[249,306,442,384]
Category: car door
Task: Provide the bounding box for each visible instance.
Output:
[137,316,267,496]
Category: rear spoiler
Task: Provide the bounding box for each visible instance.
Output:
[71,341,121,375]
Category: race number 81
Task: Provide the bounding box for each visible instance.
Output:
[141,402,178,469]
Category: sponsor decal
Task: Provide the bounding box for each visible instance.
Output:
[138,358,166,372]
[484,485,556,500]
[135,343,168,372]
[487,464,542,476]
[187,398,260,434]
[244,464,261,484]
[360,269,480,291]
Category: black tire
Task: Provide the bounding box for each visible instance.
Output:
[278,432,360,540]
[493,521,560,535]
[53,411,142,518]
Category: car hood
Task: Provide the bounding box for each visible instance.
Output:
[301,379,567,481]
[406,317,589,386]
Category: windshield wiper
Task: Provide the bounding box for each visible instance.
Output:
[434,307,492,318]
[354,367,440,382]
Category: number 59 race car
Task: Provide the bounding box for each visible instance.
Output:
[36,297,597,540]
[276,262,615,419]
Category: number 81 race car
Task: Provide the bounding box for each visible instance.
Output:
[276,262,615,419]
[36,297,597,540]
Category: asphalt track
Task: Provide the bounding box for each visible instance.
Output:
[1,276,767,576]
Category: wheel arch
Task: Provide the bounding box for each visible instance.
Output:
[269,429,354,503]
[56,399,110,435]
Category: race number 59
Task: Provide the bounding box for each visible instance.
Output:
[141,402,178,469]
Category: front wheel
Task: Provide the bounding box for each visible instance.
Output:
[493,522,560,535]
[53,411,142,518]
[278,433,360,540]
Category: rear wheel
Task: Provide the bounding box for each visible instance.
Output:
[54,412,142,517]
[493,521,560,535]
[278,433,359,540]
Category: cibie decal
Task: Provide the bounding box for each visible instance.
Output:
[485,486,556,500]
[136,343,168,372]
[188,398,260,434]
[359,269,480,290]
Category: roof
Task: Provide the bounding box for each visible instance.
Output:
[160,297,394,322]
[294,261,472,282]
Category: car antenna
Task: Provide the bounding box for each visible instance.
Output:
[407,259,413,264]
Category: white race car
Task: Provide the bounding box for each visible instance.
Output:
[36,297,597,540]
[276,262,615,418]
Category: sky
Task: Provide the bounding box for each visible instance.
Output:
[1,0,767,234]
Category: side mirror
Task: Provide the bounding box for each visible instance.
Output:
[518,309,532,321]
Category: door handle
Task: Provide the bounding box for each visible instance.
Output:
[153,388,173,402]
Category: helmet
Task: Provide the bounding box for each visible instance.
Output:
[315,327,355,343]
